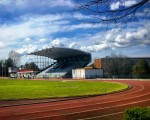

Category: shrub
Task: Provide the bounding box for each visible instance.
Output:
[124,107,150,120]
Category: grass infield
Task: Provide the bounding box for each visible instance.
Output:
[0,78,128,100]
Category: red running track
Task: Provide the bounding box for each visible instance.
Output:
[0,80,150,120]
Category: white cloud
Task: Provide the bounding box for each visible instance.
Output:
[0,12,104,53]
[73,13,92,20]
[0,21,48,46]
[110,2,120,10]
[23,14,64,23]
[0,14,66,48]
[0,41,5,48]
[69,42,80,48]
[63,23,102,31]
[0,0,75,8]
[81,44,110,52]
[115,35,126,43]
[51,39,66,47]
[16,44,37,55]
[105,34,111,40]
[110,0,137,10]
[77,21,150,52]
[15,21,150,57]
[39,38,47,43]
[124,0,137,7]
[24,37,31,42]
[0,12,102,51]
[107,24,149,48]
[50,0,75,7]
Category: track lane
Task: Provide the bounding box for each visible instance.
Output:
[27,99,150,120]
[0,94,149,120]
[0,89,149,118]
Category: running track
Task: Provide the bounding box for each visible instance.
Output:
[0,80,150,120]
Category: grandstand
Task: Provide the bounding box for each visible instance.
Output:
[29,47,91,78]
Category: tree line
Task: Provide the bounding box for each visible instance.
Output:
[0,50,39,77]
[102,53,150,78]
[0,59,39,77]
[0,58,14,77]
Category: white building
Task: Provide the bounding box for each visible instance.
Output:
[72,69,103,79]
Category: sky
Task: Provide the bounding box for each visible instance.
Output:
[0,0,150,64]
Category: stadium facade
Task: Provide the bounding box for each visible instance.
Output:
[29,47,91,78]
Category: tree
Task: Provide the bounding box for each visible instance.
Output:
[102,52,131,78]
[0,60,3,76]
[0,58,15,77]
[133,59,150,78]
[8,50,21,67]
[25,62,39,71]
[5,58,14,68]
[75,0,149,24]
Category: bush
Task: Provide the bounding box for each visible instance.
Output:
[124,107,150,120]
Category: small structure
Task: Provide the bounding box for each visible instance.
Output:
[17,69,35,79]
[72,68,103,79]
[8,67,36,79]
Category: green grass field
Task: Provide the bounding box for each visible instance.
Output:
[0,79,128,100]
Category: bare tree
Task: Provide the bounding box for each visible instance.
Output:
[75,0,149,24]
[8,50,21,67]
[102,52,131,78]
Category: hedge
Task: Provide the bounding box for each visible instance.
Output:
[124,107,150,120]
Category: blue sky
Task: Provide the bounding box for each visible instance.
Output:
[0,0,150,63]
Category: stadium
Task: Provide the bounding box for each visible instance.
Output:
[29,47,91,78]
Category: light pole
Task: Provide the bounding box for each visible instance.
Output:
[4,60,6,77]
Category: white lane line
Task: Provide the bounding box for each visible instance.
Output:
[0,86,148,116]
[27,98,150,120]
[77,111,124,120]
[0,84,144,113]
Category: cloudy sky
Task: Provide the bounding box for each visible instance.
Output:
[0,0,150,63]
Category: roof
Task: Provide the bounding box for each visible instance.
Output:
[29,47,91,60]
[17,69,34,73]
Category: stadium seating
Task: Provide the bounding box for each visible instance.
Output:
[29,47,91,78]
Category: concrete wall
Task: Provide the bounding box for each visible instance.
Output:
[85,69,103,78]
[72,69,85,79]
[72,69,103,79]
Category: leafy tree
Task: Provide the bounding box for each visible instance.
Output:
[0,60,3,76]
[75,0,149,25]
[25,62,39,71]
[5,58,14,68]
[0,58,15,77]
[133,59,150,78]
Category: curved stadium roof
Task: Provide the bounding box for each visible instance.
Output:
[29,47,91,60]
